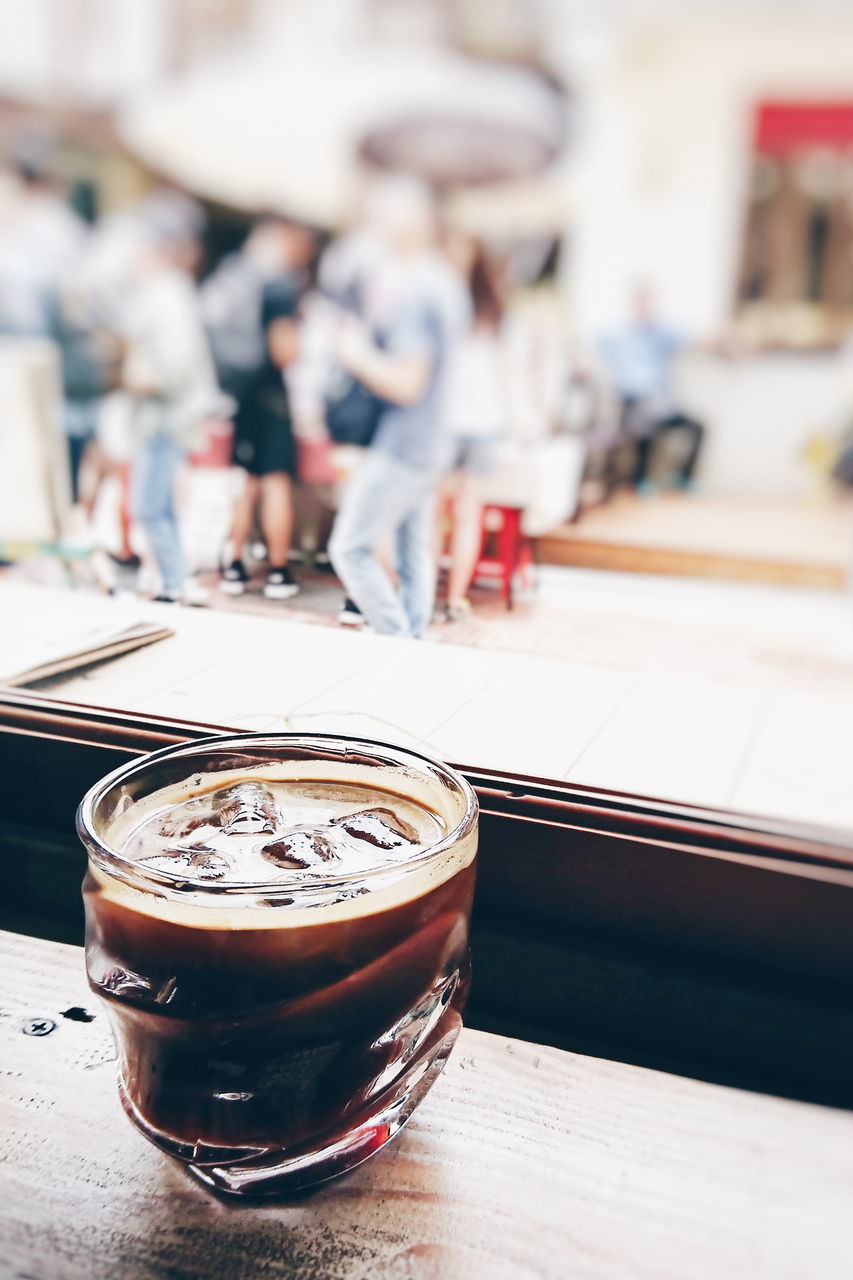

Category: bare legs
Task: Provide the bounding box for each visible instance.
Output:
[259,472,294,566]
[75,441,135,560]
[231,471,294,565]
[230,473,260,562]
[443,471,485,608]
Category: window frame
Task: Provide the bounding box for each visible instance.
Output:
[2,686,852,1106]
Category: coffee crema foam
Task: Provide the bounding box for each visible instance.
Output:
[94,764,476,930]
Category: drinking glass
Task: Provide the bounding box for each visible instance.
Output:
[78,733,478,1197]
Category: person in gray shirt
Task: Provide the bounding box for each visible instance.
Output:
[329,179,469,637]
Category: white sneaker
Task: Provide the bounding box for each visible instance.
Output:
[182,580,210,608]
[220,560,249,595]
[263,567,299,600]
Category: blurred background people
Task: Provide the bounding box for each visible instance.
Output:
[50,269,123,518]
[309,198,395,626]
[328,177,469,637]
[598,286,705,495]
[0,0,851,634]
[0,132,99,511]
[202,216,316,600]
[60,192,194,574]
[122,199,218,605]
[437,233,507,621]
[0,131,85,340]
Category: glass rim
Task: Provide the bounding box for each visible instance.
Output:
[76,731,479,898]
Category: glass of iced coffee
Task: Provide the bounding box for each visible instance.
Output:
[78,733,478,1197]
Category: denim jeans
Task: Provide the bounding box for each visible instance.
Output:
[329,448,437,638]
[131,432,186,597]
[65,400,98,504]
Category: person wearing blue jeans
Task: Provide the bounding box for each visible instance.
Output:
[131,431,186,599]
[123,207,220,605]
[328,177,469,637]
[330,449,437,637]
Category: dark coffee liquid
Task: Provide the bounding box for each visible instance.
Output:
[84,776,475,1162]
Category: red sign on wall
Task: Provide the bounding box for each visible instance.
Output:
[756,102,853,153]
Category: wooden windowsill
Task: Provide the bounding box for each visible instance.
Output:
[2,927,852,1279]
[3,687,853,1107]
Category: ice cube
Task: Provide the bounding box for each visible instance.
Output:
[260,829,335,870]
[214,782,278,836]
[139,847,230,881]
[156,797,219,841]
[332,807,419,851]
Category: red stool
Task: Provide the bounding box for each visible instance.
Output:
[473,505,533,609]
[188,418,235,469]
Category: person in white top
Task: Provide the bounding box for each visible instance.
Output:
[122,205,221,605]
[439,234,506,621]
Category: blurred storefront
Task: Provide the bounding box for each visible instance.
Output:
[563,10,853,500]
[1,0,852,510]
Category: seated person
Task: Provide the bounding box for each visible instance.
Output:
[598,284,704,492]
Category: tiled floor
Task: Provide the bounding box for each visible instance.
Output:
[7,562,853,834]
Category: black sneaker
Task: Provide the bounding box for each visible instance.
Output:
[220,560,249,596]
[338,597,364,627]
[264,566,299,600]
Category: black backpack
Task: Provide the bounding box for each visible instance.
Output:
[324,367,386,447]
[320,276,387,447]
[199,254,268,404]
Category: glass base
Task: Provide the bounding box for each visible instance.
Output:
[119,1027,458,1198]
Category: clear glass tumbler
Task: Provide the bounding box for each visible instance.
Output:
[78,733,478,1197]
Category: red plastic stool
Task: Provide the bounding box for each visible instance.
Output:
[473,505,533,608]
[188,417,235,469]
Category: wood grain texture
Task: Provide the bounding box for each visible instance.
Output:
[2,931,853,1280]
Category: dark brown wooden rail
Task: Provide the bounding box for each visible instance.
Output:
[2,688,853,1105]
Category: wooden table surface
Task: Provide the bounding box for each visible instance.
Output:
[2,930,852,1280]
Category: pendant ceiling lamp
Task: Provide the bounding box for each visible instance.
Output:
[119,41,568,231]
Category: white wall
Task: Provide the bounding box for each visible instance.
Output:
[0,0,209,108]
[567,18,853,339]
[73,0,173,107]
[678,353,847,498]
[559,17,853,497]
[0,0,54,100]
